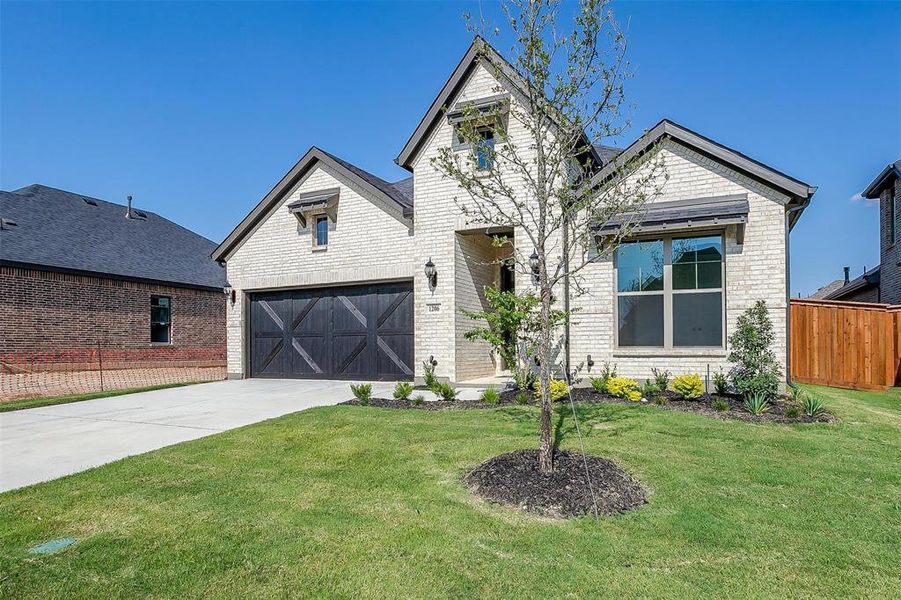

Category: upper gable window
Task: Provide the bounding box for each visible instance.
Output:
[475,127,495,171]
[315,216,329,248]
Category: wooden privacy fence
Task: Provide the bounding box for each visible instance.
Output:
[790,298,901,390]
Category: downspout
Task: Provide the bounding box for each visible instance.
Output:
[784,197,812,385]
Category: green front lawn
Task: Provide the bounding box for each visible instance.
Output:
[1,385,899,597]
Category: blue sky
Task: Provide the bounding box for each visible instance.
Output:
[1,1,899,296]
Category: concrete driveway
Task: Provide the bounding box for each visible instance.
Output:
[0,378,387,492]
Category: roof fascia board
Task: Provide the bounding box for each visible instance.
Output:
[862,163,901,199]
[0,259,224,292]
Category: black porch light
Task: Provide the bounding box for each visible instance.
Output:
[424,257,438,289]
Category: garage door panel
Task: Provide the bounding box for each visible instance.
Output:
[249,282,413,380]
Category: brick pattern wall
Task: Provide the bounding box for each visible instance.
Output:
[879,178,901,304]
[454,232,501,381]
[0,266,225,363]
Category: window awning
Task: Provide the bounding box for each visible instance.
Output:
[287,187,339,227]
[593,194,749,243]
[445,93,510,124]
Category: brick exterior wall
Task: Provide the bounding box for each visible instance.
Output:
[879,178,901,304]
[0,266,226,366]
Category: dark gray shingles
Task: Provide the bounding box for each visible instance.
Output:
[0,184,225,289]
[593,144,622,165]
[391,177,414,205]
[316,149,413,211]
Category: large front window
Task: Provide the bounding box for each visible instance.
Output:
[616,234,724,348]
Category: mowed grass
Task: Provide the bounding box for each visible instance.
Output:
[1,385,899,598]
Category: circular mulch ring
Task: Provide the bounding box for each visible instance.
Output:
[463,449,647,519]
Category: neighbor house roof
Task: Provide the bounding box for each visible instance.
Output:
[823,266,881,301]
[862,159,901,199]
[212,147,413,262]
[583,119,817,229]
[0,184,225,290]
[808,279,846,300]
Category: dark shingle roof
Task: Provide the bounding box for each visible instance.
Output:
[593,144,622,165]
[317,149,413,211]
[823,266,880,301]
[391,177,414,204]
[0,184,225,290]
[809,279,845,299]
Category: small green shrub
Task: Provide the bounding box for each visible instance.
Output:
[515,392,530,405]
[640,379,661,400]
[410,395,425,406]
[653,395,669,406]
[784,403,801,418]
[712,398,730,412]
[651,367,671,390]
[480,387,500,404]
[534,378,569,401]
[513,367,537,391]
[393,381,414,401]
[589,376,607,393]
[422,360,438,390]
[432,381,459,401]
[605,376,641,402]
[713,370,729,395]
[672,374,704,399]
[744,391,771,415]
[802,394,828,417]
[350,383,372,405]
[787,382,804,403]
[599,362,618,384]
[729,300,781,398]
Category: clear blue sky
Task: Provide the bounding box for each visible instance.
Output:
[2,1,899,296]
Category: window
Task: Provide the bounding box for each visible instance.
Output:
[889,189,896,246]
[615,234,724,348]
[315,216,328,247]
[475,127,495,171]
[150,296,171,343]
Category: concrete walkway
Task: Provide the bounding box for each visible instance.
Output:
[0,378,408,492]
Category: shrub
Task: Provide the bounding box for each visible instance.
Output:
[651,367,671,390]
[480,387,500,404]
[410,395,425,406]
[599,362,617,385]
[787,382,804,403]
[605,376,641,401]
[802,394,828,417]
[513,367,537,391]
[640,379,660,400]
[784,403,801,418]
[589,376,607,393]
[515,392,530,405]
[393,381,414,401]
[653,395,669,406]
[534,378,569,401]
[729,300,782,398]
[432,381,459,401]
[422,360,439,390]
[713,369,729,395]
[744,391,771,415]
[350,383,372,405]
[712,398,730,412]
[672,374,704,399]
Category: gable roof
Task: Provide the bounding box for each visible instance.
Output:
[394,36,604,172]
[823,266,880,301]
[583,119,817,227]
[212,147,412,262]
[808,279,845,300]
[0,184,225,290]
[862,159,901,199]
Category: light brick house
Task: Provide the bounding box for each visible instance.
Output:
[821,160,900,304]
[213,38,816,384]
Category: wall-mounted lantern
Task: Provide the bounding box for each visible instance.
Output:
[424,257,438,290]
[223,283,236,305]
[529,251,540,285]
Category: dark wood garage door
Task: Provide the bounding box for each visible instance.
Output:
[248,282,414,380]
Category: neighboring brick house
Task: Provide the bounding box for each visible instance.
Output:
[0,184,226,370]
[822,160,901,304]
[213,37,816,384]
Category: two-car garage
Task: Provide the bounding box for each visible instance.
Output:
[248,282,414,380]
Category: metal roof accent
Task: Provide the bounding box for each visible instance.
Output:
[593,194,750,238]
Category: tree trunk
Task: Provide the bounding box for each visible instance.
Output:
[537,263,554,475]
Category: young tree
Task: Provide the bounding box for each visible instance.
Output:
[433,0,666,473]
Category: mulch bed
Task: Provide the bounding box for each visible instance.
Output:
[463,449,647,519]
[342,387,835,424]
